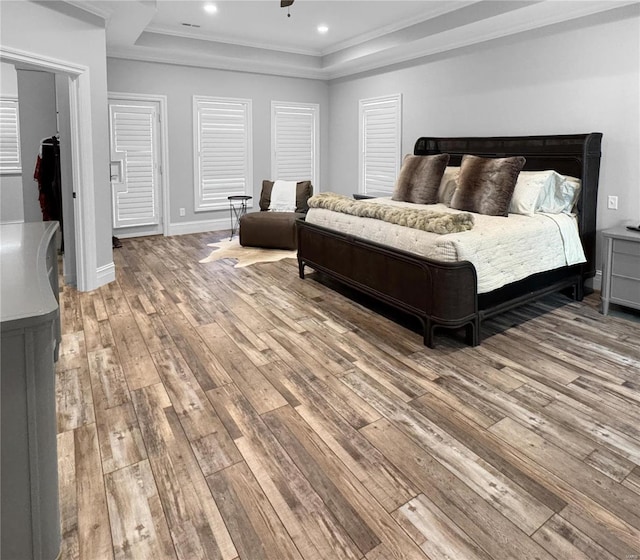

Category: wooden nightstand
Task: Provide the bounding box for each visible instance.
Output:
[601,226,640,315]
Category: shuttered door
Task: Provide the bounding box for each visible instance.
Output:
[195,97,252,211]
[272,102,318,184]
[0,98,21,173]
[109,102,159,228]
[359,94,402,196]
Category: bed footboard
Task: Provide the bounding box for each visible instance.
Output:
[296,219,479,347]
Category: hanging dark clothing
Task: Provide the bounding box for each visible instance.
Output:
[34,137,63,251]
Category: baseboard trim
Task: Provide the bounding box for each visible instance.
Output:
[115,231,162,240]
[168,218,230,236]
[113,219,164,239]
[96,262,116,284]
[591,270,602,292]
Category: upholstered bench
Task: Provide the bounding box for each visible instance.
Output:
[239,180,313,250]
[239,211,305,250]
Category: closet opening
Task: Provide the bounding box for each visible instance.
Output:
[1,47,99,291]
[7,67,76,285]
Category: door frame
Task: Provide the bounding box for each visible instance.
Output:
[108,92,169,237]
[1,45,97,291]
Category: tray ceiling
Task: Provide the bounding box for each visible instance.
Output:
[64,0,638,79]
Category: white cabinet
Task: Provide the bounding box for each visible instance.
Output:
[1,222,61,560]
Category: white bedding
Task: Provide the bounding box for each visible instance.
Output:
[305,197,586,294]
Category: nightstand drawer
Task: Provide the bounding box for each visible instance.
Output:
[611,275,640,304]
[612,252,640,281]
[613,238,640,257]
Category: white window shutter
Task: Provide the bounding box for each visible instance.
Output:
[272,102,318,185]
[0,98,22,174]
[110,103,158,227]
[359,94,402,196]
[194,97,252,211]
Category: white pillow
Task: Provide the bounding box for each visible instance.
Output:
[536,174,581,214]
[509,170,582,215]
[437,166,460,206]
[509,170,558,216]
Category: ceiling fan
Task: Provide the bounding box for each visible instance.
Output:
[281,0,294,17]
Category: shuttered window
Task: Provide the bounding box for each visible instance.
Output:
[194,96,252,211]
[0,98,21,174]
[110,102,158,228]
[359,94,402,196]
[271,101,319,185]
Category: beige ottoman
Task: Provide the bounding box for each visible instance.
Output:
[239,211,305,250]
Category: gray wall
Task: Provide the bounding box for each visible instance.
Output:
[0,63,23,224]
[328,9,640,253]
[17,70,58,223]
[107,58,330,229]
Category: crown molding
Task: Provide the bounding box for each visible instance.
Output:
[144,24,321,57]
[104,0,639,82]
[63,0,113,21]
[324,0,640,79]
[107,0,640,80]
[106,47,327,81]
[322,0,640,80]
[320,0,480,56]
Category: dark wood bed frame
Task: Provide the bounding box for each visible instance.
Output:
[296,133,603,347]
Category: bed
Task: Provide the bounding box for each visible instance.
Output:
[296,133,603,347]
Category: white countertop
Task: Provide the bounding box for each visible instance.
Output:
[1,222,59,326]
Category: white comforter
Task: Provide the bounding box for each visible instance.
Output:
[305,198,586,294]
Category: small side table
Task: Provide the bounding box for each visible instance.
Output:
[228,195,252,240]
[601,226,640,315]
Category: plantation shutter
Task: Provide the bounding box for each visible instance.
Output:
[272,102,318,185]
[109,102,158,228]
[195,97,252,211]
[0,98,21,174]
[359,94,402,196]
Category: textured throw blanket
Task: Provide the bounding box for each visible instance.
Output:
[269,180,298,212]
[308,193,474,234]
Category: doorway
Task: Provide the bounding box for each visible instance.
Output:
[1,63,77,285]
[108,93,168,238]
[1,45,103,292]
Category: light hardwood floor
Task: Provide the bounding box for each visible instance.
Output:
[56,231,640,560]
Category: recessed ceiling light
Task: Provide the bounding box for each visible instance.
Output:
[317,25,329,34]
[204,3,217,14]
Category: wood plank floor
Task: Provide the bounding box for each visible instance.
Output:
[56,231,640,560]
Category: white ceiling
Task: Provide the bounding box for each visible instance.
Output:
[147,1,458,56]
[66,0,638,79]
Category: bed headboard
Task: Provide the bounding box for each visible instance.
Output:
[414,133,603,280]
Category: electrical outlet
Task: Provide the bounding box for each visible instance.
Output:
[179,208,186,217]
[607,196,618,210]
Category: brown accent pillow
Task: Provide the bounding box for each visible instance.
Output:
[260,180,313,213]
[391,154,450,205]
[450,155,526,216]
